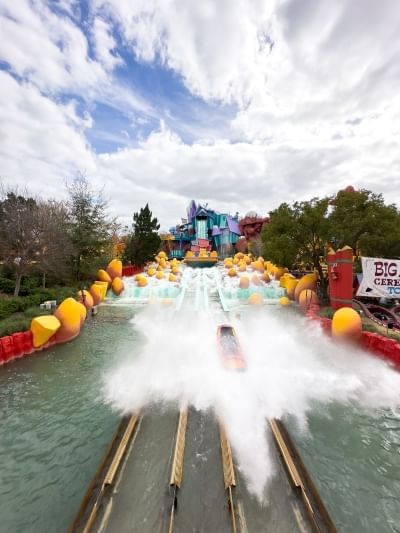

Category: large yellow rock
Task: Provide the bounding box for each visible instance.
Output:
[31,315,61,348]
[228,268,237,277]
[158,251,167,259]
[210,251,218,258]
[185,251,194,258]
[251,260,263,272]
[251,273,261,286]
[106,259,122,280]
[262,272,271,283]
[148,268,156,277]
[248,293,263,306]
[286,278,299,300]
[224,257,233,265]
[239,276,250,289]
[76,301,87,324]
[112,277,124,295]
[244,255,252,265]
[97,269,112,285]
[77,289,94,310]
[274,267,285,280]
[239,262,247,272]
[90,283,103,305]
[298,289,319,309]
[54,298,82,344]
[137,276,148,287]
[225,260,233,269]
[294,273,317,301]
[156,271,164,280]
[332,307,362,341]
[171,266,180,275]
[94,281,108,300]
[265,261,274,273]
[235,252,244,260]
[168,273,177,282]
[279,296,291,306]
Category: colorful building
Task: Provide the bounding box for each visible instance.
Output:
[162,200,241,259]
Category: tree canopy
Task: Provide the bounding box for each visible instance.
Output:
[261,188,400,289]
[123,204,160,266]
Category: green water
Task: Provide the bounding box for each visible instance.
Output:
[0,306,140,533]
[289,404,400,533]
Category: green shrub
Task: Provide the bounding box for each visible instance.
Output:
[319,306,335,319]
[0,277,16,295]
[0,317,31,337]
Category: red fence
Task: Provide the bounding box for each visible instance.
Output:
[122,265,143,277]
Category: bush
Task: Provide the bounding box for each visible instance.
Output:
[0,277,16,295]
[319,306,335,319]
[0,317,31,337]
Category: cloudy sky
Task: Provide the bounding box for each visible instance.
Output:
[1,0,400,230]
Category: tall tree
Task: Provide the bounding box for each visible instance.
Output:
[0,190,41,296]
[262,198,331,293]
[67,175,113,280]
[123,204,160,266]
[330,189,400,258]
[36,200,74,287]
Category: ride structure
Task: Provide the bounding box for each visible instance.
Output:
[161,200,242,259]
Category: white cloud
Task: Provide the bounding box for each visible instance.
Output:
[92,16,123,71]
[0,0,106,93]
[0,71,95,197]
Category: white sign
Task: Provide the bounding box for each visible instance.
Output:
[357,257,400,298]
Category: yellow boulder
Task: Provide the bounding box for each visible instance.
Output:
[279,296,291,306]
[244,255,252,265]
[294,273,317,301]
[94,281,108,300]
[97,269,112,285]
[148,268,156,277]
[225,260,233,269]
[286,278,299,300]
[298,289,319,309]
[185,251,194,258]
[156,271,164,280]
[171,266,180,275]
[31,315,61,348]
[112,277,124,295]
[158,251,167,259]
[239,276,250,289]
[239,262,247,272]
[262,272,271,283]
[90,283,103,305]
[274,267,285,280]
[228,268,237,277]
[168,273,177,282]
[332,307,362,341]
[77,289,94,310]
[137,276,148,287]
[248,293,263,306]
[106,259,122,280]
[76,301,87,324]
[210,251,218,258]
[54,298,82,344]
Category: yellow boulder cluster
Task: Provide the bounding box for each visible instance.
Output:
[30,258,124,349]
[279,271,319,309]
[135,252,181,287]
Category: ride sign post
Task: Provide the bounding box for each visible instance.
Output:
[357,257,400,298]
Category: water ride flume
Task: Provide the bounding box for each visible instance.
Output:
[216,324,247,371]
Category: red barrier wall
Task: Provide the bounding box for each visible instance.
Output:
[326,246,354,309]
[306,306,400,369]
[122,265,143,277]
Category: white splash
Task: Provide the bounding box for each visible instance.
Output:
[104,304,400,500]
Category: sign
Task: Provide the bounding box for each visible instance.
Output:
[357,257,400,298]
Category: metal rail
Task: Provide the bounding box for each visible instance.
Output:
[167,409,188,533]
[219,422,238,533]
[68,413,140,533]
[270,418,337,533]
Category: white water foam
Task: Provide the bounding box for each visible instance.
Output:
[103,304,400,500]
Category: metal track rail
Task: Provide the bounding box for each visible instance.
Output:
[219,422,238,533]
[270,418,337,533]
[167,409,188,533]
[68,413,140,533]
